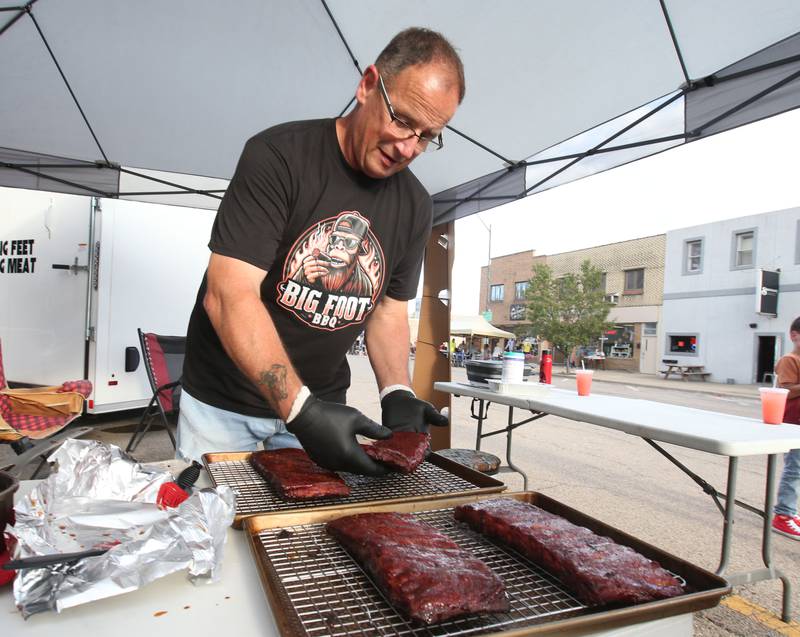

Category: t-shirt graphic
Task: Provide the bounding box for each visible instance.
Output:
[278,211,385,330]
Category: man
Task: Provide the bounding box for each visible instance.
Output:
[178,28,464,475]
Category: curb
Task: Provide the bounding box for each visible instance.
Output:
[551,372,760,401]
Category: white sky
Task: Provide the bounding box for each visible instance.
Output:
[447,108,800,316]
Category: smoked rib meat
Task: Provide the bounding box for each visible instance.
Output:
[326,512,509,624]
[249,448,350,500]
[363,432,430,472]
[454,498,683,606]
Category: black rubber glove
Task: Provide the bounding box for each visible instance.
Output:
[380,389,449,433]
[286,395,392,476]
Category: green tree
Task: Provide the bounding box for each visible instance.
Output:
[525,260,613,372]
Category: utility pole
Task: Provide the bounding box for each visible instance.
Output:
[477,215,491,312]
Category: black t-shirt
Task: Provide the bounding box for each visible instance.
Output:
[182,118,432,417]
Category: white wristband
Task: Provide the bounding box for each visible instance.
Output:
[379,384,415,401]
[286,386,312,423]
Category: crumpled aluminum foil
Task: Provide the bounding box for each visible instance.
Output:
[9,439,235,618]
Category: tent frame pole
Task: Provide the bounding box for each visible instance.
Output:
[0,161,113,197]
[659,0,691,85]
[0,0,35,37]
[25,9,109,164]
[523,89,685,196]
[691,67,800,136]
[413,222,453,451]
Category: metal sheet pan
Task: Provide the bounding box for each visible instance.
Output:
[244,492,730,636]
[202,451,506,528]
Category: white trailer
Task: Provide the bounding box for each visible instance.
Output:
[0,187,215,413]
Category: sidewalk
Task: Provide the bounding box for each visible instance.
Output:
[551,367,761,400]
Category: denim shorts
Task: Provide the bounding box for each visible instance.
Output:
[176,389,301,463]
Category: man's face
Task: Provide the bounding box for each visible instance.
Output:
[352,63,460,179]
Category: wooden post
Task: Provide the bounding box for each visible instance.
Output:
[411,221,453,451]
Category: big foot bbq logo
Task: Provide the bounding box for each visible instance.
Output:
[278,211,384,331]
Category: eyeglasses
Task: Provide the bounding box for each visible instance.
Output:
[377,74,443,152]
[329,233,361,250]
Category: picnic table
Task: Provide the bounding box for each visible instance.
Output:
[661,362,711,381]
[583,355,606,370]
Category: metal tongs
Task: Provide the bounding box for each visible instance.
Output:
[3,461,203,571]
[4,548,109,570]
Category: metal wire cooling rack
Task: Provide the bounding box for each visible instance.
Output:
[254,506,586,637]
[207,457,498,516]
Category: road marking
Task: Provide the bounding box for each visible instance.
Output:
[721,595,800,635]
[625,385,640,392]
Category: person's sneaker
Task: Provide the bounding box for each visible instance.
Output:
[771,514,800,540]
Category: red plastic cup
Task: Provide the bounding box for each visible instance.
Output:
[575,369,593,396]
[759,387,788,424]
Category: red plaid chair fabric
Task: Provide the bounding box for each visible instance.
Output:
[126,329,184,453]
[57,380,92,398]
[0,339,92,440]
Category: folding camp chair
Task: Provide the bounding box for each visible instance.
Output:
[126,329,185,453]
[0,339,92,477]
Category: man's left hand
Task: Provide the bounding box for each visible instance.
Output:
[381,389,448,433]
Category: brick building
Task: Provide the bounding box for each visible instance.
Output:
[479,235,666,373]
[477,249,546,325]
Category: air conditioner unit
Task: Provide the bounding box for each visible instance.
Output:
[605,293,619,304]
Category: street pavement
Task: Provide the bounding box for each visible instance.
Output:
[1,356,798,636]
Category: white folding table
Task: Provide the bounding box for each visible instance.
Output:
[435,381,800,623]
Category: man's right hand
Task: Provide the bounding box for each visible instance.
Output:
[286,395,392,476]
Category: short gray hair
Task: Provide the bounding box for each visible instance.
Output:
[375,28,465,103]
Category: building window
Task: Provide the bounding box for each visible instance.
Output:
[604,325,634,359]
[683,239,703,274]
[643,322,657,337]
[489,284,504,302]
[623,268,644,295]
[731,229,756,269]
[515,281,528,300]
[668,334,698,355]
[599,272,607,292]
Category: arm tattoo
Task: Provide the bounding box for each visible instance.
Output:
[257,364,288,402]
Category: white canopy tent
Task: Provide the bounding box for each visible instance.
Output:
[449,315,515,340]
[2,1,800,219]
[3,5,799,615]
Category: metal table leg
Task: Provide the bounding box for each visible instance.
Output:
[762,454,792,622]
[716,454,793,622]
[469,398,489,450]
[715,456,738,576]
[467,399,542,488]
[506,407,528,490]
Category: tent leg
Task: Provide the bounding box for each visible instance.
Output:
[412,221,453,451]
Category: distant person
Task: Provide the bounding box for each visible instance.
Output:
[772,317,800,540]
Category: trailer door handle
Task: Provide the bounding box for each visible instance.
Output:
[52,257,89,275]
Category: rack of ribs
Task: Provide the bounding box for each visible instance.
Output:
[326,512,509,624]
[454,498,684,606]
[249,448,350,500]
[363,432,430,473]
